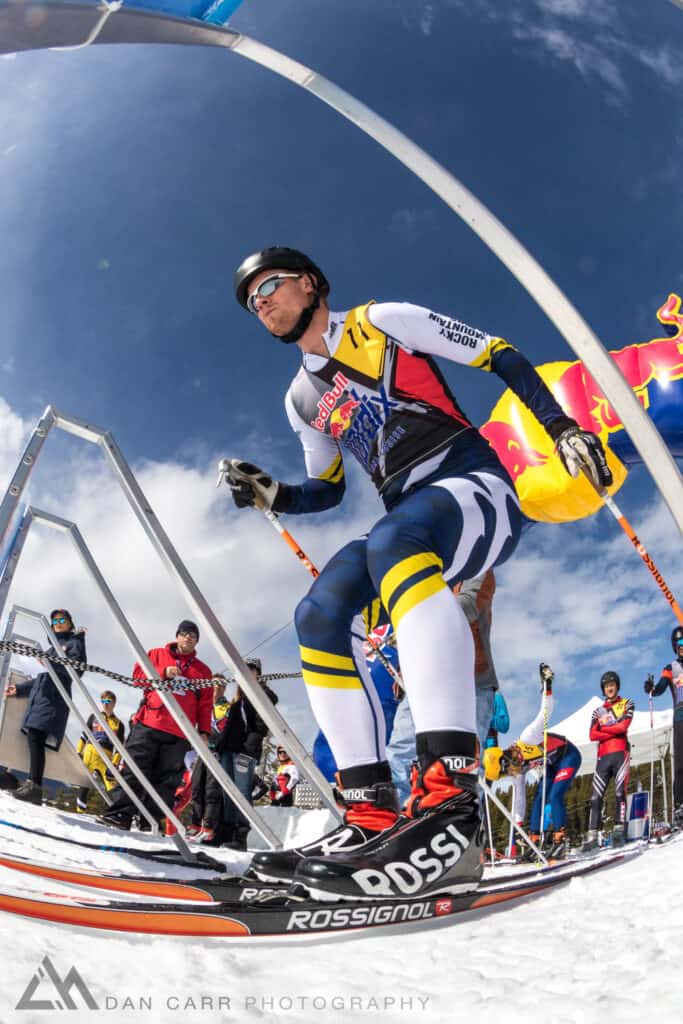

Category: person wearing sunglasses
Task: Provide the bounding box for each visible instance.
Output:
[75,691,126,813]
[645,625,683,826]
[220,246,611,901]
[6,609,87,806]
[268,747,299,807]
[98,620,213,832]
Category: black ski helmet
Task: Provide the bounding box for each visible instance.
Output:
[234,247,329,344]
[671,626,683,655]
[600,670,620,694]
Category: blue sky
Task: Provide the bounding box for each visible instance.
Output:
[1,0,682,746]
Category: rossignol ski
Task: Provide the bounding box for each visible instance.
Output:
[0,847,640,937]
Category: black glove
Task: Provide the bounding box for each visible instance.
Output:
[539,663,554,694]
[644,674,655,695]
[217,458,283,512]
[548,420,613,490]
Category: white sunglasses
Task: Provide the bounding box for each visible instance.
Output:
[247,273,301,313]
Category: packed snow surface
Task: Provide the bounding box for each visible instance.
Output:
[0,792,680,1024]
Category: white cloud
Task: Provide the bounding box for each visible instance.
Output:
[513,24,627,97]
[534,0,611,22]
[448,0,682,104]
[389,206,435,242]
[420,3,436,37]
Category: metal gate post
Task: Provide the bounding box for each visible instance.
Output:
[0,407,54,550]
[55,408,337,817]
[28,509,282,847]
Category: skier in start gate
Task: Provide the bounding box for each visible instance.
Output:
[220,246,612,901]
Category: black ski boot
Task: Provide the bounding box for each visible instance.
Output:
[13,780,43,806]
[248,762,400,884]
[292,734,483,902]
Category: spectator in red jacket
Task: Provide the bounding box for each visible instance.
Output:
[581,670,634,852]
[269,747,300,807]
[98,620,213,831]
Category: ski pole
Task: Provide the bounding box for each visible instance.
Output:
[587,478,683,626]
[541,684,549,845]
[508,784,517,859]
[648,684,655,832]
[483,786,496,868]
[262,507,320,579]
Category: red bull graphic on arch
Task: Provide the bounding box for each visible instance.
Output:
[481,293,683,524]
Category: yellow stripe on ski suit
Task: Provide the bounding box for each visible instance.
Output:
[299,647,356,671]
[380,551,444,613]
[317,454,344,484]
[390,573,447,630]
[301,668,363,690]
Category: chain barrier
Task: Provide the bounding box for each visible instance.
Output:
[0,640,301,692]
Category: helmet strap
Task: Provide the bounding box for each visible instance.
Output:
[272,292,321,345]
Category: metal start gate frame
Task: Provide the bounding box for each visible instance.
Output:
[0,407,339,860]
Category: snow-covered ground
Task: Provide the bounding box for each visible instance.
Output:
[0,792,680,1024]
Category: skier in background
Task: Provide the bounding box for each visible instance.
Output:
[484,664,581,859]
[269,747,300,806]
[582,670,634,852]
[645,625,683,826]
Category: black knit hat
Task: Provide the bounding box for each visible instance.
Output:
[176,620,199,640]
[245,657,262,676]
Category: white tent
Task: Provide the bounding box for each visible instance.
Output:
[553,697,673,776]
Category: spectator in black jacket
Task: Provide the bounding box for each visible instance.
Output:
[5,609,86,805]
[214,657,278,849]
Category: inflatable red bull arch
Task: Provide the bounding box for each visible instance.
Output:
[481,293,683,523]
